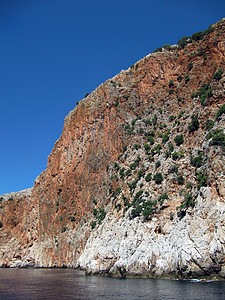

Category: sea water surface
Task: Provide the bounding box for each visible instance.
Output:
[0,268,225,300]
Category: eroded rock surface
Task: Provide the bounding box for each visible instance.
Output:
[78,187,225,279]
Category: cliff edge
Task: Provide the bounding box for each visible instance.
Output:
[1,19,225,279]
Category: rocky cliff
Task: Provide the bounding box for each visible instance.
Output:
[1,19,225,279]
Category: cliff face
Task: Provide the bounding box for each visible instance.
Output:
[1,19,225,279]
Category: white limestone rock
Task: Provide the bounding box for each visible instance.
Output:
[78,187,225,278]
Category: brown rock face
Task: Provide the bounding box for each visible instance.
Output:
[28,86,127,265]
[0,19,225,277]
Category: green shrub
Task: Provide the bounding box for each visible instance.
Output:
[169,80,174,88]
[122,195,130,208]
[178,26,214,50]
[177,75,182,82]
[186,182,193,189]
[91,221,96,229]
[61,227,67,233]
[130,156,140,170]
[153,173,163,184]
[191,151,203,168]
[153,47,162,53]
[112,187,122,197]
[178,36,191,48]
[151,144,162,156]
[155,160,161,169]
[142,207,153,219]
[169,115,175,122]
[177,210,186,219]
[209,129,225,148]
[170,213,174,221]
[131,119,137,126]
[158,132,163,138]
[155,144,162,153]
[191,82,212,105]
[93,207,107,224]
[158,194,168,206]
[191,26,214,41]
[168,143,174,153]
[145,173,152,182]
[131,191,143,207]
[137,170,145,179]
[188,115,199,132]
[185,74,190,83]
[146,130,155,137]
[143,119,152,125]
[115,203,122,211]
[172,152,179,160]
[196,172,207,189]
[139,128,144,134]
[126,169,132,177]
[174,134,184,146]
[163,44,171,50]
[69,216,76,222]
[169,89,174,95]
[144,144,151,152]
[133,144,141,150]
[159,122,163,129]
[213,69,223,81]
[162,132,169,144]
[184,193,195,208]
[129,179,138,191]
[200,89,213,105]
[179,150,184,158]
[152,114,157,126]
[177,193,195,219]
[114,162,120,171]
[169,164,178,174]
[120,167,125,179]
[191,31,204,41]
[204,120,214,131]
[158,194,169,201]
[96,207,106,223]
[142,200,157,219]
[131,205,142,218]
[177,174,184,185]
[188,62,193,71]
[216,104,225,121]
[147,136,154,145]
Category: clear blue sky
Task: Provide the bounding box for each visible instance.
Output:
[0,0,224,195]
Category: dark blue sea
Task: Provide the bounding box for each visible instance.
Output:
[0,268,225,300]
